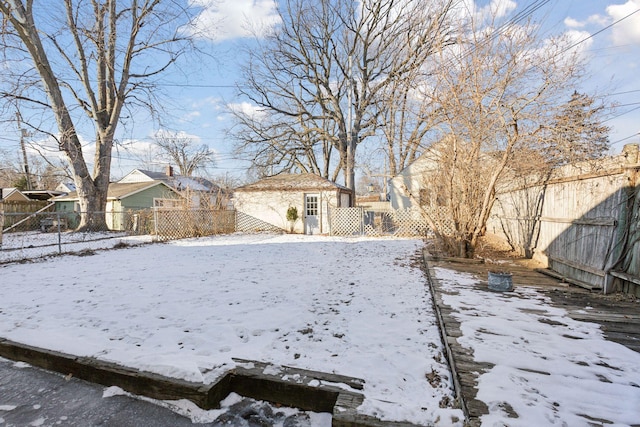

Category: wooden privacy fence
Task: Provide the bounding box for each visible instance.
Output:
[487,143,640,296]
[1,201,54,229]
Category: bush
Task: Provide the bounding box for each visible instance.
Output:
[286,206,299,222]
[286,206,299,233]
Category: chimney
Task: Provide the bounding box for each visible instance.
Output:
[165,165,174,177]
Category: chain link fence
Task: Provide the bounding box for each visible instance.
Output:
[0,208,236,263]
[1,204,450,263]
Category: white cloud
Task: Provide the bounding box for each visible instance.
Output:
[561,29,594,58]
[483,0,517,20]
[453,0,516,22]
[227,101,267,121]
[119,138,157,156]
[606,0,640,45]
[152,129,202,144]
[563,17,583,28]
[188,0,281,42]
[179,110,202,124]
[565,2,640,46]
[564,14,609,29]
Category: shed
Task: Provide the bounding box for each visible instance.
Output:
[53,181,181,230]
[234,173,353,234]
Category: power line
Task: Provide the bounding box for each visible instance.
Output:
[561,8,640,54]
[608,89,640,96]
[615,102,640,108]
[604,105,640,122]
[611,132,639,145]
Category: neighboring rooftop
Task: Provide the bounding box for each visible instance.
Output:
[118,168,221,193]
[54,181,174,201]
[235,173,350,192]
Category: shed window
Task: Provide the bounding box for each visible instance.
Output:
[305,195,318,216]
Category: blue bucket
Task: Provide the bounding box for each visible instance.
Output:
[488,271,513,291]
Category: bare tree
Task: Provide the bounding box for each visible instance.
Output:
[231,0,455,193]
[376,66,443,177]
[419,14,610,257]
[0,149,21,187]
[154,131,216,177]
[0,0,193,229]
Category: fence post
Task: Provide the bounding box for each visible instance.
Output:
[0,203,4,249]
[153,208,159,241]
[56,211,62,254]
[603,143,639,294]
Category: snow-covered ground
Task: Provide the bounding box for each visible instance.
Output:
[0,230,153,263]
[0,233,461,426]
[3,233,638,426]
[433,267,640,426]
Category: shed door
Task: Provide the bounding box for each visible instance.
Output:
[304,194,320,235]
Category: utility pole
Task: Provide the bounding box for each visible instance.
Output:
[346,55,355,203]
[16,112,33,190]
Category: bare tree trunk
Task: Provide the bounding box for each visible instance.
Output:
[0,1,192,231]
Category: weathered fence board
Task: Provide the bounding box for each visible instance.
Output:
[488,144,640,295]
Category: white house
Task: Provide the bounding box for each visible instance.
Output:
[388,148,440,210]
[234,173,353,234]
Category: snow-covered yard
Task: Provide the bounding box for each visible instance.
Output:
[3,233,638,426]
[433,267,640,426]
[0,234,461,425]
[0,230,155,263]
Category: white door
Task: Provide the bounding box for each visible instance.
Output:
[304,194,320,234]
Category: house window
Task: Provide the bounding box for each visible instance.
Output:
[154,198,181,208]
[305,195,318,216]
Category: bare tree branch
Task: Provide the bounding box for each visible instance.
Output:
[0,0,195,229]
[230,0,456,192]
[154,131,216,177]
[419,13,611,257]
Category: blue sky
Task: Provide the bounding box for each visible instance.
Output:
[3,0,640,183]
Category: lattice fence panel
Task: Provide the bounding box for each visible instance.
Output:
[363,210,395,236]
[390,208,431,237]
[236,211,285,234]
[422,206,456,236]
[330,207,364,236]
[154,209,236,241]
[330,206,455,237]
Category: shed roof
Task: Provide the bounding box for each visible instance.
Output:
[23,190,66,201]
[54,181,176,202]
[1,187,30,202]
[235,173,350,192]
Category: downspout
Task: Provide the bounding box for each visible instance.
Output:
[319,190,324,234]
